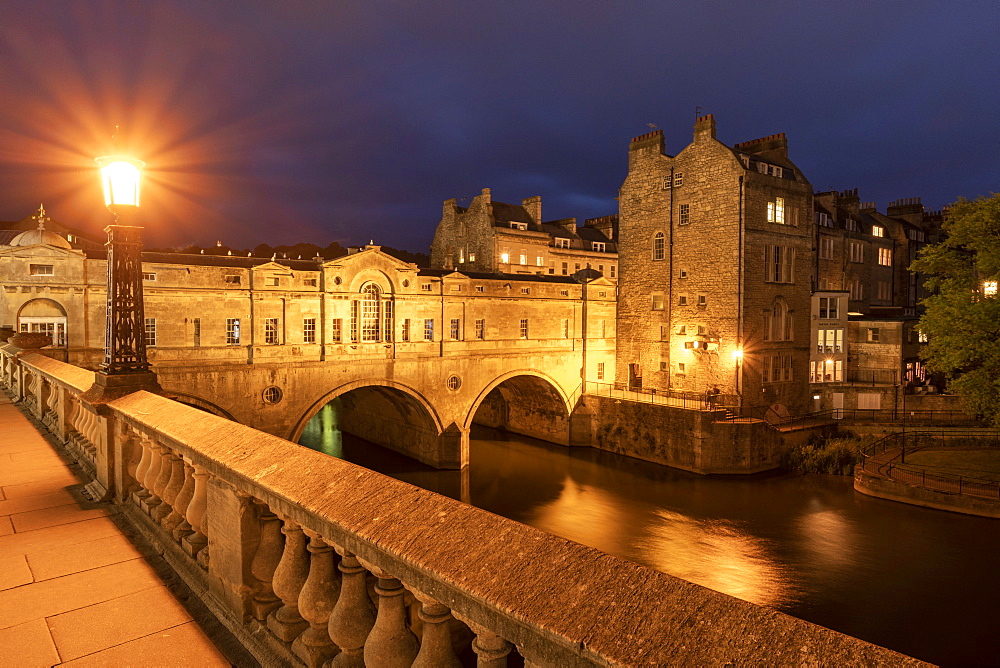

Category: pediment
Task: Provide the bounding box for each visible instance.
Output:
[250,261,294,274]
[322,247,418,273]
[0,245,85,259]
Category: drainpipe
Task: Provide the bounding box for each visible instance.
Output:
[581,278,588,390]
[319,264,326,361]
[737,175,745,407]
[248,269,254,365]
[667,166,674,390]
[439,277,445,357]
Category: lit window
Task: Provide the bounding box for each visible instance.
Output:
[361,283,382,342]
[536,256,544,266]
[651,293,665,310]
[142,272,156,281]
[816,329,843,353]
[424,319,434,341]
[519,318,529,338]
[767,197,785,224]
[984,281,998,297]
[878,247,893,266]
[679,204,690,225]
[592,241,606,252]
[450,318,461,340]
[303,318,316,344]
[918,330,928,343]
[144,318,156,346]
[29,264,54,276]
[500,250,510,264]
[475,319,485,340]
[265,318,279,345]
[872,225,884,237]
[519,252,527,265]
[469,252,476,262]
[226,318,241,345]
[652,232,665,260]
[555,238,570,249]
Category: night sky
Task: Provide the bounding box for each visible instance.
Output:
[1,1,997,254]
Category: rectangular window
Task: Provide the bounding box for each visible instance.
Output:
[536,256,544,266]
[401,318,410,342]
[574,263,581,272]
[678,295,687,306]
[763,354,793,383]
[144,318,156,346]
[678,203,690,225]
[421,283,433,291]
[303,318,316,344]
[384,300,393,342]
[816,212,831,227]
[193,318,201,347]
[610,265,616,278]
[661,325,669,340]
[519,318,529,339]
[265,277,280,287]
[475,285,485,293]
[876,281,892,301]
[29,264,54,276]
[818,297,839,320]
[303,277,318,287]
[519,252,527,265]
[849,278,864,301]
[450,318,461,340]
[767,197,785,224]
[819,237,835,260]
[599,320,606,338]
[677,362,686,374]
[555,238,570,248]
[562,319,570,338]
[878,247,893,266]
[872,225,884,237]
[764,245,794,283]
[674,172,683,187]
[350,301,359,341]
[817,329,843,353]
[521,287,531,295]
[848,241,865,263]
[475,319,485,340]
[660,361,668,371]
[592,241,606,252]
[265,318,279,344]
[500,249,510,264]
[867,328,880,343]
[652,293,665,310]
[561,262,568,275]
[142,272,156,281]
[560,289,569,296]
[424,319,434,341]
[225,274,241,285]
[597,362,605,380]
[697,295,707,306]
[332,318,343,342]
[226,318,241,345]
[846,218,859,232]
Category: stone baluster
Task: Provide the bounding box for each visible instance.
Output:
[328,549,375,667]
[169,459,196,542]
[267,519,311,642]
[411,593,461,668]
[466,623,514,668]
[158,452,187,528]
[182,463,209,558]
[150,445,175,521]
[291,531,340,667]
[361,562,419,667]
[250,504,284,621]
[132,438,153,504]
[141,443,164,514]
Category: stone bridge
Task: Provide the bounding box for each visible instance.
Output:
[0,349,922,666]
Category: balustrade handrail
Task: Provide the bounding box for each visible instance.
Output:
[1,350,922,665]
[858,431,1000,500]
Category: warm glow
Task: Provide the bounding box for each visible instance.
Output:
[732,348,743,360]
[96,156,145,208]
[984,281,998,297]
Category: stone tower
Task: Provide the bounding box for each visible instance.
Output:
[616,115,814,413]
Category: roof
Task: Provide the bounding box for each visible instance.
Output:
[82,249,327,271]
[417,268,586,284]
[491,201,536,226]
[576,227,612,243]
[0,230,20,246]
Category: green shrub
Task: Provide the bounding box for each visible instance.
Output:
[782,435,871,475]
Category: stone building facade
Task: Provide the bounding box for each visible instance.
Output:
[430,189,619,280]
[616,115,814,414]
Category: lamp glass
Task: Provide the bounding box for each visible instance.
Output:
[96,156,144,208]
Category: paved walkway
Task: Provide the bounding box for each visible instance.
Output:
[0,393,231,667]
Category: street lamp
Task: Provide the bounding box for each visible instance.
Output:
[82,152,159,401]
[732,347,743,408]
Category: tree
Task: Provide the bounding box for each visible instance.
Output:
[911,193,1000,426]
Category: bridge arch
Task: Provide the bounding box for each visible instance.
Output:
[465,370,575,446]
[292,379,457,468]
[167,392,238,421]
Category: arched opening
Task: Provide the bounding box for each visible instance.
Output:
[468,373,572,446]
[297,382,457,468]
[17,298,68,347]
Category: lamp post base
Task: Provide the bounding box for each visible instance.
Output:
[80,370,162,405]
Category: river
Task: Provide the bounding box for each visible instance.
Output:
[300,427,1000,665]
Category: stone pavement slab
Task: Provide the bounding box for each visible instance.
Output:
[0,515,12,536]
[11,503,111,533]
[0,554,33,591]
[0,618,61,667]
[0,516,121,556]
[27,533,144,582]
[59,621,230,667]
[0,489,78,516]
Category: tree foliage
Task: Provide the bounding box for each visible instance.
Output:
[911,193,1000,425]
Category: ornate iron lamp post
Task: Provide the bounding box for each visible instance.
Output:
[83,153,161,401]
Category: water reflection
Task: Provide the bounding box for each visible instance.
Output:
[298,427,1000,665]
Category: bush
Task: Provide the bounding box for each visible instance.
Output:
[781,435,870,475]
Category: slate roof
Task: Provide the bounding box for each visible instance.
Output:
[82,249,326,271]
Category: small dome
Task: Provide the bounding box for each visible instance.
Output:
[10,204,72,250]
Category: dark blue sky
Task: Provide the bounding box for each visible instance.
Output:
[1,1,997,252]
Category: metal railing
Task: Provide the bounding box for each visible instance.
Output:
[586,381,718,410]
[858,431,1000,500]
[847,368,899,385]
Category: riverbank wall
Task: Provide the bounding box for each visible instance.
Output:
[855,467,1000,519]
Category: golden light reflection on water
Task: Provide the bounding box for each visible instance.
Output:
[795,506,856,571]
[529,477,799,608]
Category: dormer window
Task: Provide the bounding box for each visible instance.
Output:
[554,238,570,249]
[510,222,528,231]
[591,241,606,252]
[872,225,884,237]
[846,219,859,231]
[143,272,156,281]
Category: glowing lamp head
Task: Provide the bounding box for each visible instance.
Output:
[732,348,743,360]
[95,155,144,209]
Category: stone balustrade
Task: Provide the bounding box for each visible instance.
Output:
[0,348,925,666]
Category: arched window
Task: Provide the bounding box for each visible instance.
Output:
[652,232,665,260]
[361,283,382,342]
[764,299,792,341]
[17,298,68,347]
